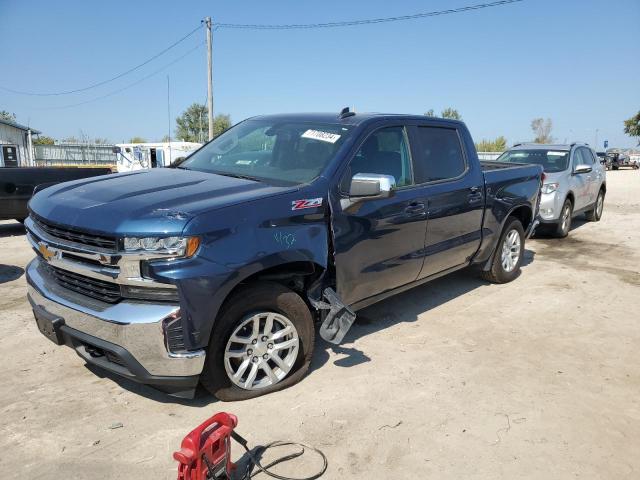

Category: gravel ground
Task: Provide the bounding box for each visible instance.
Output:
[1,170,639,479]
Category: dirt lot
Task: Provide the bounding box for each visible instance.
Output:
[1,171,639,479]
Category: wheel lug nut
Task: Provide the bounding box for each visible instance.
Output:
[247,349,253,356]
[261,336,268,342]
[251,339,257,345]
[252,356,259,363]
[267,343,273,349]
[262,354,269,360]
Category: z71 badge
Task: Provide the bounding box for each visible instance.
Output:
[291,198,323,211]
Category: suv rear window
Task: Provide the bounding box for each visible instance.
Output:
[496,149,570,173]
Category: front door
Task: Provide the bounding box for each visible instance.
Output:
[410,125,485,278]
[570,147,592,210]
[330,125,427,306]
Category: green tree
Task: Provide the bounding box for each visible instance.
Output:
[424,109,435,117]
[93,137,110,145]
[441,107,462,120]
[531,118,554,143]
[175,103,231,142]
[33,135,56,145]
[623,110,640,145]
[129,136,147,144]
[0,110,16,122]
[475,136,508,152]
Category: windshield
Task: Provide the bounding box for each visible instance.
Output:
[181,119,354,185]
[496,149,570,173]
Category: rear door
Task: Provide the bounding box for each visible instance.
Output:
[410,124,485,279]
[330,124,428,306]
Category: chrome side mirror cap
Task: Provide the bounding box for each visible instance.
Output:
[574,164,592,174]
[349,173,396,199]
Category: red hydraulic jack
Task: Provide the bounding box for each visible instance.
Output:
[174,412,327,480]
[174,412,239,480]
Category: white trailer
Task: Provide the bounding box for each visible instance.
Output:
[114,142,201,172]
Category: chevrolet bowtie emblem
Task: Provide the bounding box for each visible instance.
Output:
[38,242,56,262]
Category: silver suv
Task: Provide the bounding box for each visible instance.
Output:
[496,143,606,237]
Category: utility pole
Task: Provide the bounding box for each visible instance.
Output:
[205,16,214,141]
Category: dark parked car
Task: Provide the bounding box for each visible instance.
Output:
[25,111,543,400]
[0,166,112,222]
[606,151,638,170]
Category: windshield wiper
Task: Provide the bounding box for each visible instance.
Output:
[212,171,262,182]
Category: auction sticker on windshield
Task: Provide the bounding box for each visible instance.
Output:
[302,129,341,144]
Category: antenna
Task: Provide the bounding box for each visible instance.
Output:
[338,107,356,119]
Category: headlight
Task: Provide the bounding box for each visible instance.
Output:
[541,183,559,194]
[123,236,200,257]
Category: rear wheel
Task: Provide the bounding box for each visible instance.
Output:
[200,282,315,401]
[585,190,604,222]
[482,216,525,284]
[553,199,572,238]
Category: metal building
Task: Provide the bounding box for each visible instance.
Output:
[0,118,40,167]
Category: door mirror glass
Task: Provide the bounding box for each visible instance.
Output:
[350,173,396,198]
[574,164,592,174]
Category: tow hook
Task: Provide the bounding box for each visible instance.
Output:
[309,287,357,344]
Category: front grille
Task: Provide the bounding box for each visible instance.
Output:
[46,264,122,304]
[33,216,118,251]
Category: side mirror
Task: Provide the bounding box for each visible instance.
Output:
[574,164,592,174]
[349,173,396,199]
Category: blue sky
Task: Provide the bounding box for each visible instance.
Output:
[1,0,638,148]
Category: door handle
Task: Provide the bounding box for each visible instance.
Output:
[404,202,426,215]
[468,186,483,203]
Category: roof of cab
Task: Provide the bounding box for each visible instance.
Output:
[248,112,464,127]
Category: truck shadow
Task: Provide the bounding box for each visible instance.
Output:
[0,221,25,238]
[310,249,535,372]
[83,364,217,406]
[0,264,24,284]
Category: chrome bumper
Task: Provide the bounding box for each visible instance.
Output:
[26,257,205,377]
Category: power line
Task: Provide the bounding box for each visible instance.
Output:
[36,43,204,110]
[214,0,523,30]
[0,24,203,96]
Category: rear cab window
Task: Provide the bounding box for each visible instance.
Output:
[412,126,467,183]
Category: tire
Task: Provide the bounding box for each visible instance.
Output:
[482,216,525,284]
[553,199,573,238]
[200,282,315,401]
[585,190,605,222]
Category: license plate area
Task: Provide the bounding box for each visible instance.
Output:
[33,308,65,345]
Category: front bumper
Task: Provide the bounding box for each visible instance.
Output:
[538,191,563,223]
[26,258,206,397]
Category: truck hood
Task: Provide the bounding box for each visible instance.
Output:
[29,168,296,235]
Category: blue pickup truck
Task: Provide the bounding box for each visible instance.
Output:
[25,110,542,400]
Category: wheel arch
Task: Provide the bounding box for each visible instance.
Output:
[207,258,326,341]
[506,204,533,231]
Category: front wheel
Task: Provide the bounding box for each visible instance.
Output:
[482,216,525,284]
[553,199,573,238]
[200,282,315,401]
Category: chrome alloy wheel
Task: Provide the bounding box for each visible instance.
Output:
[224,312,299,390]
[501,229,521,272]
[561,205,571,233]
[596,193,604,218]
